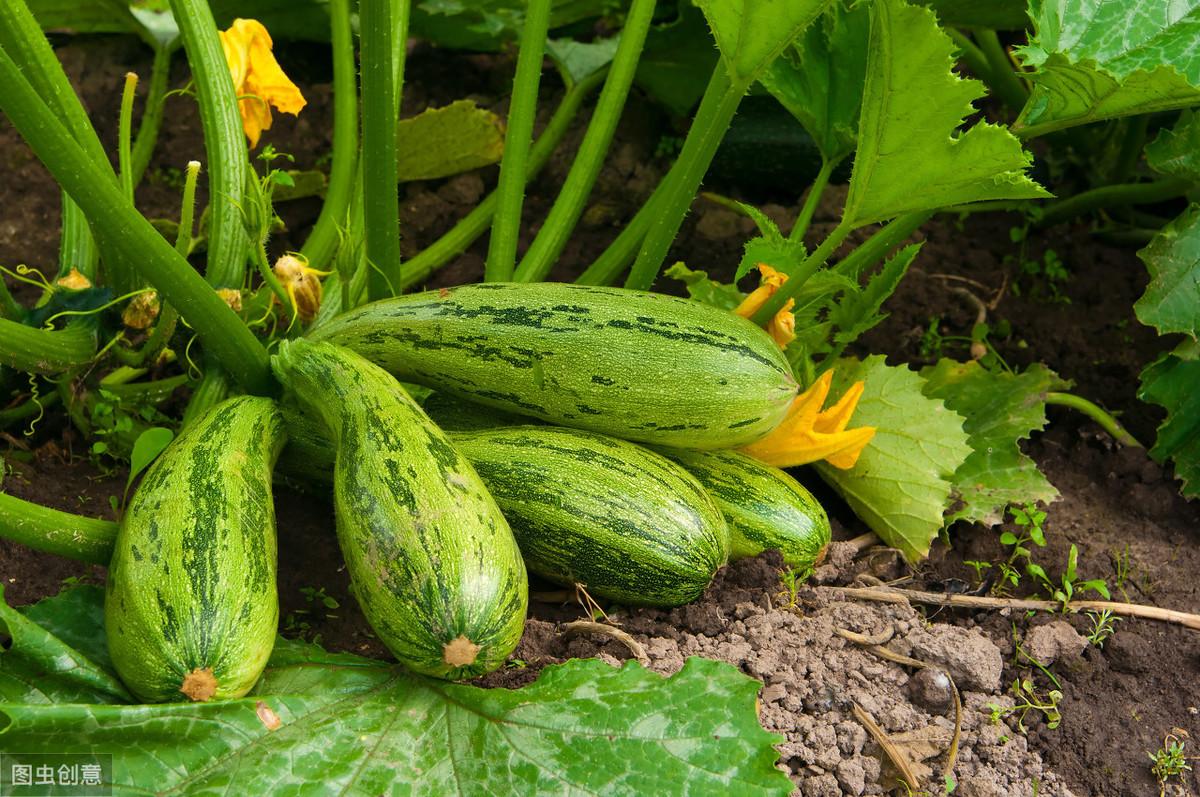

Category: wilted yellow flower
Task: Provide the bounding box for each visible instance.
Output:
[122,291,160,330]
[219,19,306,148]
[734,263,795,348]
[217,287,244,313]
[741,369,875,470]
[55,268,92,291]
[273,254,328,323]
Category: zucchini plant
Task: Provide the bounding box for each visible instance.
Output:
[1,0,1198,791]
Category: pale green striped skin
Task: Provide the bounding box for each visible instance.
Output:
[106,396,285,703]
[309,282,798,449]
[272,340,527,679]
[452,426,729,606]
[657,449,830,570]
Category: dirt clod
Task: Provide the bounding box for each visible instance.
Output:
[907,667,955,713]
[1023,621,1088,667]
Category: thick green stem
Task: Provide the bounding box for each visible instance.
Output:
[397,67,607,291]
[0,2,116,284]
[182,359,232,425]
[1046,392,1142,448]
[118,72,138,203]
[834,210,933,281]
[131,43,175,184]
[1035,177,1193,229]
[300,0,358,270]
[0,318,95,373]
[485,0,552,282]
[0,45,274,394]
[1110,114,1149,185]
[0,491,116,564]
[169,0,249,290]
[513,0,655,283]
[752,220,853,325]
[361,0,404,299]
[625,65,745,290]
[789,157,837,243]
[972,29,1028,114]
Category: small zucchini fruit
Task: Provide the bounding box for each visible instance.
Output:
[309,282,798,449]
[657,448,830,571]
[272,339,527,679]
[451,425,729,606]
[105,396,285,703]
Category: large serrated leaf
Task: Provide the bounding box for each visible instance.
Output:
[1147,110,1200,180]
[1139,341,1200,499]
[696,0,834,85]
[921,360,1065,526]
[814,356,971,561]
[842,0,1049,228]
[1015,0,1200,136]
[396,100,506,182]
[1134,204,1200,340]
[0,587,792,796]
[758,2,870,164]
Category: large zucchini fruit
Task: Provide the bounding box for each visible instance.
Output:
[451,426,729,606]
[105,396,285,703]
[308,282,798,448]
[657,449,830,571]
[272,339,527,679]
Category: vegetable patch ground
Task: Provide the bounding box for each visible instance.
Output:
[2,37,1198,796]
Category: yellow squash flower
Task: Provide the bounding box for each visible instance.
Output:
[273,254,329,323]
[741,369,876,470]
[734,263,795,348]
[219,19,306,148]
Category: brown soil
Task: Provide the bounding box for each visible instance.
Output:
[2,36,1198,797]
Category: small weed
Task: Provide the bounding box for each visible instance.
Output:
[1007,223,1071,303]
[778,566,809,609]
[987,677,1063,733]
[963,560,991,584]
[506,658,527,670]
[300,585,341,611]
[1111,544,1132,602]
[1085,609,1119,648]
[1149,734,1193,796]
[1026,543,1110,611]
[919,316,945,359]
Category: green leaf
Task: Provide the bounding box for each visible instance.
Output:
[842,0,1049,228]
[0,586,129,704]
[396,100,506,182]
[635,3,720,116]
[912,0,1029,29]
[814,356,971,560]
[663,261,746,310]
[125,426,173,495]
[270,169,328,202]
[827,243,922,350]
[1146,110,1200,180]
[1015,0,1200,136]
[546,35,620,87]
[410,0,619,51]
[1134,204,1200,339]
[920,360,1066,525]
[0,587,792,796]
[696,0,834,86]
[1138,340,1200,498]
[26,0,139,34]
[758,1,870,164]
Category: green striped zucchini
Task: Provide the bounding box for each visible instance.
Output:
[105,396,285,703]
[450,425,729,606]
[272,339,527,679]
[308,282,798,449]
[658,449,830,570]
